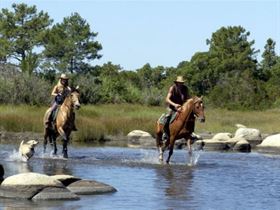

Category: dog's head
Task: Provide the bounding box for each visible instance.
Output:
[26,139,39,148]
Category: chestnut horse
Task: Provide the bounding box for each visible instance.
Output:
[155,96,205,163]
[43,87,80,158]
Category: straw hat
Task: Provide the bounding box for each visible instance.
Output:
[60,73,69,80]
[174,76,185,83]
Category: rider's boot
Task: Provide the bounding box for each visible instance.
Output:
[162,115,171,141]
[44,111,51,128]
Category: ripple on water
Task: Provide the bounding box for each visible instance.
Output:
[1,145,280,209]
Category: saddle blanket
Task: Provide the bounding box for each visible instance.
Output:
[158,111,178,125]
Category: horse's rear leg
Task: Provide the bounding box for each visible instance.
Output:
[158,138,170,162]
[156,122,164,162]
[43,128,48,153]
[52,137,57,155]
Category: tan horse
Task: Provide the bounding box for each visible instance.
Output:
[43,87,81,158]
[155,96,205,164]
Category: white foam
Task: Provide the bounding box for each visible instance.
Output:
[188,150,201,166]
[6,149,24,162]
[139,149,161,164]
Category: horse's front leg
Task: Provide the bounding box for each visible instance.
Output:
[187,138,192,155]
[52,135,57,155]
[166,137,175,164]
[159,137,171,162]
[57,127,68,158]
[62,139,68,158]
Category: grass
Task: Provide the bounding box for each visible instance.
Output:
[0,104,280,142]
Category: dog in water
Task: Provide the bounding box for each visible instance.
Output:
[19,139,39,161]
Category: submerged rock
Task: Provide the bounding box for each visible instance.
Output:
[67,179,117,195]
[32,186,79,200]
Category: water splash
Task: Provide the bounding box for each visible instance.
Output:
[6,149,25,162]
[122,149,160,165]
[139,149,161,164]
[38,150,66,160]
[188,150,201,166]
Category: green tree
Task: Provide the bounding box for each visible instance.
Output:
[43,12,102,73]
[99,62,127,103]
[206,26,258,87]
[180,52,210,96]
[264,56,280,105]
[257,38,277,81]
[0,3,52,73]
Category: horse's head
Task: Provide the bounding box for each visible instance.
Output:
[70,86,81,110]
[193,96,205,123]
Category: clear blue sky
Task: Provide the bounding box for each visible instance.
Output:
[1,0,280,70]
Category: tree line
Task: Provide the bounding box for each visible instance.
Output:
[0,3,279,109]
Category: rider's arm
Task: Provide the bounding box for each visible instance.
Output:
[51,85,59,97]
[166,86,181,110]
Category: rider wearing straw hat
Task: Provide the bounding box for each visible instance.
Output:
[45,73,77,131]
[51,73,71,101]
[163,75,190,139]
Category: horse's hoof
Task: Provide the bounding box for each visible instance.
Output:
[63,152,68,159]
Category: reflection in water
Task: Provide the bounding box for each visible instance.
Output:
[18,162,33,173]
[155,165,194,202]
[41,159,74,176]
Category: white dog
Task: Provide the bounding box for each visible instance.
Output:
[19,139,39,161]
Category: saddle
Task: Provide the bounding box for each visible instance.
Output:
[158,111,178,125]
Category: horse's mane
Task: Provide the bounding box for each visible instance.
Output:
[182,96,202,108]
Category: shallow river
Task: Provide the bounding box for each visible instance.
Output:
[0,143,280,210]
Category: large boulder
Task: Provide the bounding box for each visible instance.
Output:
[0,173,79,200]
[195,132,233,151]
[212,133,233,141]
[51,174,81,186]
[195,135,251,152]
[1,173,63,186]
[234,127,262,147]
[127,130,155,148]
[256,134,280,153]
[195,139,230,151]
[67,180,117,195]
[233,138,251,152]
[32,187,79,200]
